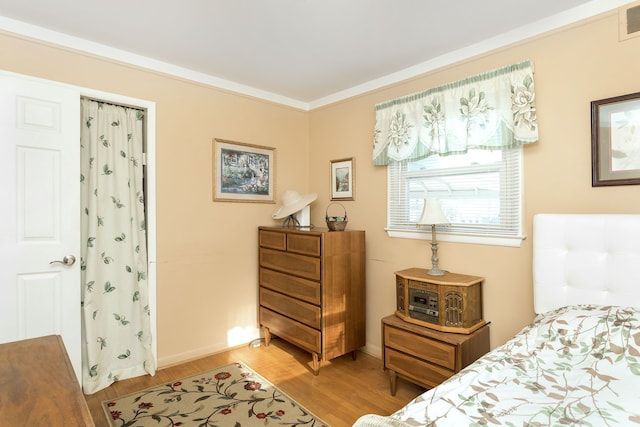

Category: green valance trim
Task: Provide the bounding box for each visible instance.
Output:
[373,60,538,166]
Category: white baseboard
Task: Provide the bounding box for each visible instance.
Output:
[157,341,241,368]
[159,340,382,369]
[359,343,382,360]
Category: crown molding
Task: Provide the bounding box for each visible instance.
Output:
[0,0,631,111]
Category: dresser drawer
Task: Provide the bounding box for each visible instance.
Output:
[384,325,456,370]
[385,347,453,389]
[259,267,321,305]
[259,287,321,329]
[259,230,321,257]
[259,307,321,354]
[259,230,286,250]
[287,233,321,256]
[259,248,321,280]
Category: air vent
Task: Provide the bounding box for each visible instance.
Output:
[620,1,640,40]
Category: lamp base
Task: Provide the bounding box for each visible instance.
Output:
[428,227,446,276]
[427,267,446,276]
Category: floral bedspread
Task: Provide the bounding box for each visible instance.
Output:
[355,305,640,427]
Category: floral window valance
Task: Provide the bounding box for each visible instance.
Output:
[373,60,538,165]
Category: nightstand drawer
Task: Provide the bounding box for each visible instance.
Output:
[259,287,321,329]
[385,325,456,370]
[385,348,453,389]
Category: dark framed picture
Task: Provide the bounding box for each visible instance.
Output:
[330,157,355,200]
[591,91,640,186]
[213,138,276,202]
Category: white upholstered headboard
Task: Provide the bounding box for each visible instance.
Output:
[533,214,640,314]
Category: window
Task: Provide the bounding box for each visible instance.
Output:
[375,60,536,247]
[387,146,523,246]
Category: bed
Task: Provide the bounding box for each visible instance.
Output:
[354,214,640,426]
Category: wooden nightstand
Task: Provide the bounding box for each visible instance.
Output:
[382,314,490,395]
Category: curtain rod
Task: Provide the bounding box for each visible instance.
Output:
[81,96,145,112]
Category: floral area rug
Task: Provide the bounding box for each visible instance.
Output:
[103,361,330,427]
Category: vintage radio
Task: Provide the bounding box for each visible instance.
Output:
[395,268,485,334]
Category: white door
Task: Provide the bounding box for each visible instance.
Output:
[0,72,81,381]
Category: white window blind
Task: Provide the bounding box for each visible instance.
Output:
[387,146,523,240]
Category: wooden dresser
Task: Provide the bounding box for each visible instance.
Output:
[258,226,366,374]
[0,335,94,425]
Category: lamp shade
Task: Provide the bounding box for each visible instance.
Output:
[417,198,449,226]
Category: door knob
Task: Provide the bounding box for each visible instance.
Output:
[50,255,76,266]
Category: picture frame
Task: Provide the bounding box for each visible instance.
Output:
[591,91,640,187]
[213,138,276,202]
[330,157,355,200]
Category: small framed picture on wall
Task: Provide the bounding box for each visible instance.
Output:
[330,157,355,200]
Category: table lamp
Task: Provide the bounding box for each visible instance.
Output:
[416,198,450,276]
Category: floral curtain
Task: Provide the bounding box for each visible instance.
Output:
[373,60,538,165]
[80,98,156,394]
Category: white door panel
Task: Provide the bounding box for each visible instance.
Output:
[17,146,60,240]
[17,272,62,337]
[0,72,81,381]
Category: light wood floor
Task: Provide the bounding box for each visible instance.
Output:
[84,337,425,427]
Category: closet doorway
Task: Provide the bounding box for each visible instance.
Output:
[0,70,157,384]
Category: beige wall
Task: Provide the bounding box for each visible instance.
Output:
[308,10,640,354]
[0,32,310,366]
[1,7,639,366]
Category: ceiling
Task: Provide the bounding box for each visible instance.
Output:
[0,0,631,109]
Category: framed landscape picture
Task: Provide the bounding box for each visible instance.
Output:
[330,157,355,200]
[213,138,276,202]
[591,91,640,186]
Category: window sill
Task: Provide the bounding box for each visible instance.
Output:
[386,229,526,248]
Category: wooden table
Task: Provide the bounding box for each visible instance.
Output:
[0,335,94,425]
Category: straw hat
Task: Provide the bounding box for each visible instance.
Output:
[272,190,318,219]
